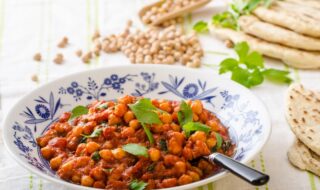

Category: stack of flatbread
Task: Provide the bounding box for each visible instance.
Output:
[210,0,320,69]
[285,83,320,175]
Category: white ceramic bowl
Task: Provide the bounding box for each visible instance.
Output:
[3,65,271,190]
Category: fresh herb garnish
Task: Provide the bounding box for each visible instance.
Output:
[69,105,88,120]
[178,101,193,126]
[97,103,108,110]
[194,0,272,32]
[193,21,208,33]
[103,168,113,173]
[158,139,168,152]
[219,42,292,88]
[91,151,100,161]
[129,180,148,190]
[183,122,211,137]
[81,128,103,139]
[215,133,223,150]
[129,98,162,144]
[122,143,148,157]
[147,163,156,172]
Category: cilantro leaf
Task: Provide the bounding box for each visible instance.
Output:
[215,133,223,150]
[248,69,264,86]
[212,12,238,30]
[91,151,100,161]
[245,51,264,68]
[219,58,239,74]
[69,105,88,120]
[123,143,148,157]
[193,21,208,33]
[231,67,251,88]
[234,41,249,62]
[142,124,154,144]
[129,98,161,125]
[82,128,103,139]
[183,122,210,137]
[178,101,193,126]
[129,180,148,190]
[262,68,292,84]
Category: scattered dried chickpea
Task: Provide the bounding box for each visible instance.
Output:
[57,37,69,48]
[33,53,42,62]
[75,49,82,57]
[53,53,64,64]
[31,74,39,82]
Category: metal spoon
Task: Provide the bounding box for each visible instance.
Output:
[139,0,212,26]
[206,153,269,186]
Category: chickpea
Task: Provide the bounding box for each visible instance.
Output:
[159,101,172,112]
[41,147,53,159]
[191,100,203,114]
[124,111,135,123]
[50,156,62,170]
[151,124,164,133]
[118,95,134,105]
[101,141,113,149]
[121,127,135,137]
[33,53,42,61]
[193,113,199,121]
[206,138,217,148]
[170,123,181,131]
[149,148,161,162]
[129,119,140,130]
[93,181,105,188]
[75,143,86,156]
[81,175,94,187]
[160,112,172,124]
[60,160,74,173]
[174,161,187,174]
[108,114,121,125]
[168,139,182,155]
[206,120,219,132]
[72,126,83,137]
[161,178,178,188]
[99,149,114,161]
[71,174,81,183]
[190,131,207,142]
[187,171,200,181]
[86,142,100,154]
[178,174,193,185]
[114,103,128,117]
[112,148,126,159]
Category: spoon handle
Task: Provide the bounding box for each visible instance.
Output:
[208,153,269,186]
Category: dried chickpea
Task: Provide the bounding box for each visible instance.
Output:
[174,161,187,174]
[124,111,135,123]
[129,119,140,130]
[33,53,42,61]
[31,74,39,82]
[86,142,100,154]
[75,49,82,57]
[112,148,126,159]
[99,149,114,161]
[53,53,64,64]
[50,156,62,170]
[57,37,68,48]
[81,175,94,187]
[149,148,161,162]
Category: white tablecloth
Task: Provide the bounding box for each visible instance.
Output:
[0,0,320,190]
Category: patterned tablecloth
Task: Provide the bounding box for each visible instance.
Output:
[0,0,320,190]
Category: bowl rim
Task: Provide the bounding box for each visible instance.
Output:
[2,64,271,190]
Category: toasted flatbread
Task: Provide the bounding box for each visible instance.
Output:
[286,0,320,10]
[275,1,320,20]
[286,83,320,155]
[253,7,320,38]
[238,15,320,51]
[210,27,320,69]
[288,140,320,176]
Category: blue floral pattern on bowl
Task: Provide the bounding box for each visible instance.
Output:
[3,66,270,189]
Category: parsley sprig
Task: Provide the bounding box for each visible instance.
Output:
[219,42,292,88]
[129,180,148,190]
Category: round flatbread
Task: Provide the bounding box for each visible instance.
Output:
[285,83,320,155]
[288,140,320,176]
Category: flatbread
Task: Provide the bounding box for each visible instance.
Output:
[275,1,320,20]
[286,83,320,155]
[238,15,320,51]
[288,140,320,176]
[210,27,320,69]
[286,0,320,10]
[253,7,320,38]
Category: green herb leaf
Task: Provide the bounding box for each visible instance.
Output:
[122,143,148,157]
[244,0,262,12]
[212,12,238,30]
[129,180,148,190]
[147,163,156,172]
[103,168,113,173]
[69,105,88,120]
[262,68,293,84]
[142,123,154,144]
[159,139,168,152]
[219,58,239,74]
[129,98,161,125]
[82,128,103,139]
[234,41,249,62]
[193,21,208,33]
[231,67,251,88]
[215,133,223,150]
[91,151,100,161]
[245,51,264,68]
[178,101,193,126]
[183,122,210,137]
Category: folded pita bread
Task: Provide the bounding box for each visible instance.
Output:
[286,0,320,10]
[210,27,320,69]
[253,7,320,38]
[288,140,320,176]
[286,83,320,155]
[275,1,320,20]
[238,15,320,51]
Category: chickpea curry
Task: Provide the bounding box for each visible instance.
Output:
[37,95,235,190]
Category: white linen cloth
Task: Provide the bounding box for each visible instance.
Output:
[0,0,320,189]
